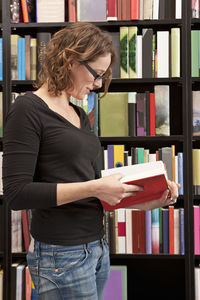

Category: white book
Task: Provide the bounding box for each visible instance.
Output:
[117,208,126,254]
[143,0,153,19]
[175,155,178,184]
[125,209,133,253]
[128,156,132,166]
[149,153,156,162]
[16,265,25,300]
[140,0,144,19]
[104,150,108,170]
[157,31,169,78]
[136,35,142,78]
[153,0,159,20]
[176,0,182,19]
[36,0,65,23]
[174,209,180,254]
[195,267,200,300]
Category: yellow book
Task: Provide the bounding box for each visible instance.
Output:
[114,145,124,167]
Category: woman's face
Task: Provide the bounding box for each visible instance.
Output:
[68,53,111,100]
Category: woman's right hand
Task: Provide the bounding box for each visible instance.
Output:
[93,173,144,207]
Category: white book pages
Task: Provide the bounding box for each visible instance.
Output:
[37,0,65,22]
[136,35,142,78]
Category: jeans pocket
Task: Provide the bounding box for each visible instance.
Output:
[53,247,89,274]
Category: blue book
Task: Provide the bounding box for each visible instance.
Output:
[0,38,2,80]
[179,208,185,255]
[178,152,184,195]
[17,38,22,80]
[107,145,114,169]
[145,210,152,254]
[21,37,26,80]
[162,208,169,254]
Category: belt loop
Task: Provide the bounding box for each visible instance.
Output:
[35,241,40,258]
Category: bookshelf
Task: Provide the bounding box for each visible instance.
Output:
[0,0,198,299]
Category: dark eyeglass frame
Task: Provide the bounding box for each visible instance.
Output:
[82,61,109,81]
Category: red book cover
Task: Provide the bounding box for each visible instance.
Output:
[68,0,76,22]
[107,0,117,20]
[130,0,140,20]
[150,92,156,136]
[169,206,174,254]
[101,161,168,211]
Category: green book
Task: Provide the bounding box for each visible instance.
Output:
[99,92,129,137]
[137,147,144,164]
[120,26,129,78]
[191,30,199,77]
[128,26,137,78]
[171,28,180,77]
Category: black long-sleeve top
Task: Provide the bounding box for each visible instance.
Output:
[3,93,104,246]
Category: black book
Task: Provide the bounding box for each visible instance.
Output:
[36,32,51,75]
[142,28,153,78]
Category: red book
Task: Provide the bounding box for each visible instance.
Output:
[150,92,156,136]
[101,161,168,211]
[132,210,145,253]
[107,0,117,20]
[21,210,30,252]
[130,0,140,20]
[121,0,127,20]
[117,0,122,20]
[169,206,174,254]
[68,0,76,22]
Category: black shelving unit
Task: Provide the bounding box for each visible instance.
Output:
[0,0,198,299]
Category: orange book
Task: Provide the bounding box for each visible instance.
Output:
[21,0,29,22]
[101,161,169,211]
[169,206,174,254]
[68,0,76,22]
[25,266,32,300]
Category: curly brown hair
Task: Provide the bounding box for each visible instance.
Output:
[34,22,117,97]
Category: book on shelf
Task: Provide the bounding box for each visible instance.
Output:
[132,209,145,253]
[76,0,106,21]
[107,0,117,21]
[128,26,137,78]
[193,91,200,136]
[110,31,120,78]
[193,149,200,195]
[171,28,180,77]
[120,27,129,78]
[37,32,51,74]
[155,85,170,136]
[101,160,169,211]
[36,0,65,22]
[191,30,199,77]
[99,92,129,137]
[21,0,36,22]
[104,265,127,300]
[195,267,200,300]
[194,206,200,255]
[152,208,160,254]
[68,0,77,22]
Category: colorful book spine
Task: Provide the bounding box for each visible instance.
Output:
[152,208,160,254]
[114,145,124,167]
[117,208,126,254]
[191,30,199,77]
[179,208,185,255]
[169,206,174,254]
[178,152,184,195]
[194,206,200,254]
[171,28,180,77]
[0,39,2,80]
[107,0,117,20]
[107,145,114,169]
[128,26,137,78]
[120,27,129,78]
[145,210,152,254]
[162,208,169,254]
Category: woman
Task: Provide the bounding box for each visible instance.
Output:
[3,22,179,300]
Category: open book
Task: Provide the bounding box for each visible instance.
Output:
[101,161,168,211]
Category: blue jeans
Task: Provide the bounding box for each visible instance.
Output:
[27,238,110,300]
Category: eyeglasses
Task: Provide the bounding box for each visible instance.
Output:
[82,61,109,82]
